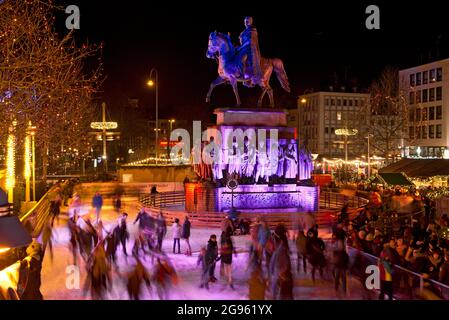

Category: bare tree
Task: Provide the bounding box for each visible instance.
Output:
[364,67,414,163]
[0,0,103,179]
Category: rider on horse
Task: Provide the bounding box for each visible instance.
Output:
[237,16,262,87]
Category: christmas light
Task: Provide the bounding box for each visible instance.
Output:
[124,157,190,166]
[24,135,31,180]
[90,122,118,130]
[6,128,16,204]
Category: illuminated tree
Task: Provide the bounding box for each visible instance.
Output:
[0,0,103,179]
[364,67,413,163]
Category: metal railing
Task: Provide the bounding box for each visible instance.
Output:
[346,245,449,300]
[320,191,369,209]
[19,187,54,238]
[139,191,185,208]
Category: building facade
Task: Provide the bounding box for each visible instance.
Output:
[399,58,448,158]
[297,91,370,159]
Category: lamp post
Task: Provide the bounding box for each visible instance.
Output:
[90,103,118,173]
[366,133,373,178]
[335,128,358,181]
[168,119,175,158]
[31,125,36,202]
[100,102,108,172]
[147,68,159,163]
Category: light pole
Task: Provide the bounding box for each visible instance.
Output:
[335,128,358,181]
[168,119,175,158]
[147,68,159,163]
[90,103,118,173]
[366,133,373,178]
[30,125,36,202]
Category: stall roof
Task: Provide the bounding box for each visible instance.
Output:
[379,159,449,178]
[373,172,414,186]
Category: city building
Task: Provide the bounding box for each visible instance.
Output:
[297,91,370,160]
[399,58,448,158]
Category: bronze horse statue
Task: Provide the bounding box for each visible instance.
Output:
[206,31,290,107]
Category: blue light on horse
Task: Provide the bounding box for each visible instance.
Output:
[206,31,290,108]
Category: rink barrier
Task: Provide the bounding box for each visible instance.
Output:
[139,190,367,211]
[19,185,57,238]
[140,204,338,231]
[320,191,369,209]
[139,191,185,208]
[346,245,449,300]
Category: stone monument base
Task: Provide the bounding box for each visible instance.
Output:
[185,182,319,213]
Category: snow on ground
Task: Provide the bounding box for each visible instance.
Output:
[40,202,373,300]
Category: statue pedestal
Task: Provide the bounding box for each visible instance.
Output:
[184,107,318,214]
[214,108,288,127]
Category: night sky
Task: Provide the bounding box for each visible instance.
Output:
[56,1,449,122]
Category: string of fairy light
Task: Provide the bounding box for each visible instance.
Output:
[1,0,103,177]
[5,127,16,203]
[124,157,191,166]
[316,157,384,167]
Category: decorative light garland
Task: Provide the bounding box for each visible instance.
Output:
[90,122,118,130]
[5,130,16,202]
[320,157,382,167]
[124,157,191,166]
[24,134,31,179]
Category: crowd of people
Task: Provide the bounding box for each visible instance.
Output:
[20,180,449,301]
[333,187,449,299]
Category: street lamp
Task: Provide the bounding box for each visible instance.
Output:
[147,68,159,163]
[335,128,358,163]
[168,119,175,158]
[366,133,373,178]
[335,128,358,182]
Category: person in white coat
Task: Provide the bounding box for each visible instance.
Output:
[172,218,182,254]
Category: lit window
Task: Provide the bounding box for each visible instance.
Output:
[430,69,436,82]
[337,112,342,121]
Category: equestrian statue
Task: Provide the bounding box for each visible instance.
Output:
[206,16,290,108]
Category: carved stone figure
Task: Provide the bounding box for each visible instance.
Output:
[276,143,286,178]
[241,137,256,178]
[255,148,270,183]
[298,147,313,180]
[227,138,242,177]
[284,142,298,179]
